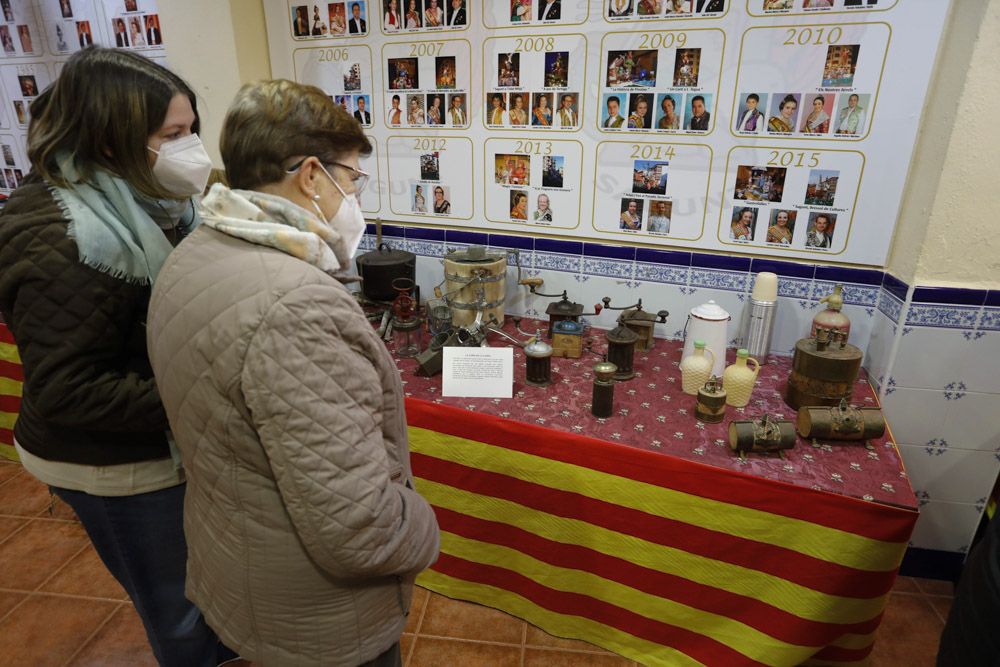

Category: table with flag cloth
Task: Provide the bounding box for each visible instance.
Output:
[0,322,21,461]
[394,320,918,667]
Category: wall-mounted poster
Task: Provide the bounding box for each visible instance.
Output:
[0,0,45,59]
[382,38,471,129]
[482,34,587,132]
[288,0,371,39]
[380,0,469,34]
[262,0,953,267]
[40,0,107,55]
[100,0,164,51]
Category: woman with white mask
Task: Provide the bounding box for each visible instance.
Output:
[0,48,233,666]
[147,79,440,667]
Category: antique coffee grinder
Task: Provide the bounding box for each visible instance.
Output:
[520,282,602,337]
[785,326,863,409]
[605,323,639,381]
[524,331,554,387]
[601,297,669,352]
[551,320,585,359]
[591,358,617,418]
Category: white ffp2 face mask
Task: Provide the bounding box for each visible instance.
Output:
[313,163,367,264]
[147,133,213,197]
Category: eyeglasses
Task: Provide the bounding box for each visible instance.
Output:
[286,158,370,195]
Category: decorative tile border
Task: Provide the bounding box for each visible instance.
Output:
[878,290,904,324]
[583,257,633,280]
[534,251,582,274]
[406,239,445,258]
[979,307,1000,331]
[635,262,689,286]
[905,303,981,329]
[689,268,748,292]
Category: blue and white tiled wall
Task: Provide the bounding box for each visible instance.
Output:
[361,224,1000,560]
[867,283,1000,557]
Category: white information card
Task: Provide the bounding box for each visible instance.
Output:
[442,347,514,398]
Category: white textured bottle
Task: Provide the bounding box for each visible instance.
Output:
[680,341,715,396]
[723,348,760,407]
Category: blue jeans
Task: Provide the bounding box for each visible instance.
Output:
[52,483,237,667]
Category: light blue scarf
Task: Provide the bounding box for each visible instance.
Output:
[49,153,199,286]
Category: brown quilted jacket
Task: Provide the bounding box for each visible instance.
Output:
[147,224,440,666]
[0,174,169,464]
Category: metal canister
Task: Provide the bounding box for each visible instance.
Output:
[738,297,777,361]
[797,400,886,440]
[695,376,727,423]
[728,415,796,455]
[784,331,863,410]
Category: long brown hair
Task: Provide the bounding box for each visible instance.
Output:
[27,47,199,199]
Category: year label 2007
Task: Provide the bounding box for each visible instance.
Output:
[409,42,444,57]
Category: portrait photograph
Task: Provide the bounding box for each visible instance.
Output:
[347,2,369,35]
[601,93,627,129]
[733,165,786,203]
[497,52,520,87]
[647,199,672,234]
[435,55,456,89]
[607,0,633,18]
[507,92,529,125]
[352,94,372,124]
[402,0,422,29]
[805,169,839,206]
[494,154,530,186]
[730,207,758,241]
[619,198,644,231]
[60,0,73,19]
[765,209,797,244]
[388,57,419,90]
[425,93,445,125]
[762,0,793,9]
[766,92,800,134]
[432,185,450,216]
[510,190,528,220]
[672,48,700,87]
[446,93,466,125]
[420,152,440,181]
[328,3,347,34]
[0,0,11,22]
[530,92,553,126]
[654,93,682,130]
[487,93,507,126]
[5,169,15,189]
[291,5,310,36]
[12,100,26,125]
[684,93,712,131]
[343,63,362,91]
[799,94,834,134]
[334,95,352,114]
[17,24,32,52]
[637,0,662,16]
[632,160,669,195]
[510,0,531,23]
[12,168,21,184]
[543,51,569,88]
[124,0,138,11]
[405,94,425,125]
[805,212,837,249]
[145,15,162,45]
[734,92,767,134]
[627,93,651,130]
[822,44,861,87]
[18,74,38,98]
[803,0,834,9]
[834,92,869,135]
[0,25,13,54]
[2,144,13,167]
[533,193,553,222]
[542,155,564,188]
[411,184,428,213]
[75,20,92,46]
[665,0,693,13]
[0,171,8,190]
[606,49,657,87]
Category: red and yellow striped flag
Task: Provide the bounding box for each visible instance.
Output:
[0,324,22,461]
[407,398,916,667]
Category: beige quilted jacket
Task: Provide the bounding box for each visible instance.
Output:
[147,225,440,666]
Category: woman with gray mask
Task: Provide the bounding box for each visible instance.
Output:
[0,48,233,666]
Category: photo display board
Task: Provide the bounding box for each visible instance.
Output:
[264,0,951,267]
[0,0,170,196]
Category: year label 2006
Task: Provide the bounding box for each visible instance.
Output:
[767,150,821,168]
[317,48,349,62]
[412,138,447,151]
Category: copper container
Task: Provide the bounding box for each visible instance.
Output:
[695,376,727,423]
[797,400,886,441]
[729,415,796,455]
[784,330,862,410]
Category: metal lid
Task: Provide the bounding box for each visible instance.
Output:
[553,319,584,335]
[694,340,706,349]
[548,298,584,316]
[445,244,504,263]
[736,348,749,358]
[524,335,553,358]
[355,242,415,267]
[690,300,730,321]
[606,324,639,344]
[593,360,617,381]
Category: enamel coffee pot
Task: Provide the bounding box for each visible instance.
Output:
[681,300,731,377]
